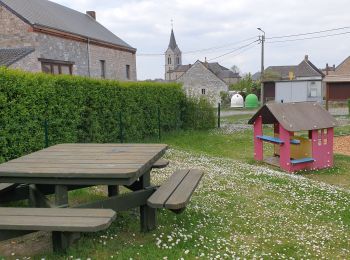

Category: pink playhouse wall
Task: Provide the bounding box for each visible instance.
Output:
[253,119,334,173]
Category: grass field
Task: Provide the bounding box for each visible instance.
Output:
[1,114,350,259]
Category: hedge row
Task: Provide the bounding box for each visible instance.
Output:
[348,99,350,114]
[0,68,215,162]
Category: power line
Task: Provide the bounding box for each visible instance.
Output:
[267,26,350,39]
[207,40,259,61]
[266,30,350,43]
[137,36,257,56]
[183,36,257,54]
[215,43,258,63]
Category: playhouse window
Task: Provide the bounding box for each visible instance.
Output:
[317,129,328,146]
[323,129,328,145]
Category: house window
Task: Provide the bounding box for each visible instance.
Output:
[100,60,106,78]
[126,65,130,80]
[40,60,73,75]
[308,82,320,98]
[201,89,206,95]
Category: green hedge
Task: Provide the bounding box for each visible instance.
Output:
[0,68,215,162]
[348,99,350,115]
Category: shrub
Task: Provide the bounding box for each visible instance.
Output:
[348,99,350,115]
[181,97,216,130]
[0,68,213,162]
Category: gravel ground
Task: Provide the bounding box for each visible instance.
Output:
[334,136,350,156]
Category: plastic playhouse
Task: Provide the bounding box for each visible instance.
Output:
[248,102,338,172]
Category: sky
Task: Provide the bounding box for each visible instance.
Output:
[52,0,350,80]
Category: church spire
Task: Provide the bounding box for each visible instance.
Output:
[168,29,178,50]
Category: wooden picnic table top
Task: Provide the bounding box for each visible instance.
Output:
[0,143,168,185]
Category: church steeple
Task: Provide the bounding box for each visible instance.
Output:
[168,29,178,50]
[165,28,182,81]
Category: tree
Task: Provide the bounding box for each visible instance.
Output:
[229,74,260,95]
[230,65,240,74]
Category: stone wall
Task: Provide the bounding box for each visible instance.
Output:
[10,51,41,72]
[177,61,228,106]
[0,5,137,81]
[89,44,137,81]
[0,6,35,47]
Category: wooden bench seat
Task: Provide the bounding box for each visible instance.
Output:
[0,183,18,195]
[147,169,203,213]
[152,159,169,169]
[0,207,116,251]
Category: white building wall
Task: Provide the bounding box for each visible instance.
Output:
[275,80,322,103]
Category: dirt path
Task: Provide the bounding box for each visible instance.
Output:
[334,135,350,156]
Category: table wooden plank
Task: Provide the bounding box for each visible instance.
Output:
[0,215,114,232]
[0,144,167,182]
[4,163,144,169]
[0,208,115,218]
[10,159,154,164]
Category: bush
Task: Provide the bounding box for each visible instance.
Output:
[181,97,216,130]
[0,68,213,162]
[348,99,350,115]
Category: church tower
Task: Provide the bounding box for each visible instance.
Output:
[165,29,182,81]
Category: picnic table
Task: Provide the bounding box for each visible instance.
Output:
[0,143,203,252]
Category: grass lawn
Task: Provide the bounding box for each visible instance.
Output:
[1,114,350,259]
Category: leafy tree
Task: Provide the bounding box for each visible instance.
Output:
[229,73,260,95]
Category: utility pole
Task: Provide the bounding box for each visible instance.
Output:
[257,28,265,105]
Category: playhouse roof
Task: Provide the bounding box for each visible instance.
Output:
[248,102,338,131]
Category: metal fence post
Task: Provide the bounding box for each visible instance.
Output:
[119,111,124,143]
[158,106,161,141]
[217,103,221,128]
[44,119,49,148]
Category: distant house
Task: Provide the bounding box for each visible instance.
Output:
[323,56,350,104]
[176,60,229,106]
[263,55,324,103]
[0,0,137,80]
[164,29,238,105]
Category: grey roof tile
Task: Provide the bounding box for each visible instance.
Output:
[0,47,35,66]
[168,29,178,50]
[248,102,338,131]
[264,57,323,81]
[0,0,135,51]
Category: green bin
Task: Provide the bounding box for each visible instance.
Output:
[245,94,259,108]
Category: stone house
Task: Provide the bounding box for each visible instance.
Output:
[0,0,137,81]
[177,60,229,106]
[164,29,238,105]
[263,55,324,103]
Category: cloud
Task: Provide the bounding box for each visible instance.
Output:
[52,0,350,79]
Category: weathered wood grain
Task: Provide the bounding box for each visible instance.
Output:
[147,169,203,210]
[165,169,203,210]
[0,144,168,182]
[147,169,189,208]
[152,159,169,169]
[0,208,116,232]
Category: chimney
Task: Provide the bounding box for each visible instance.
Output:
[326,63,329,75]
[86,11,96,20]
[333,64,336,71]
[204,57,208,67]
[304,55,309,61]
